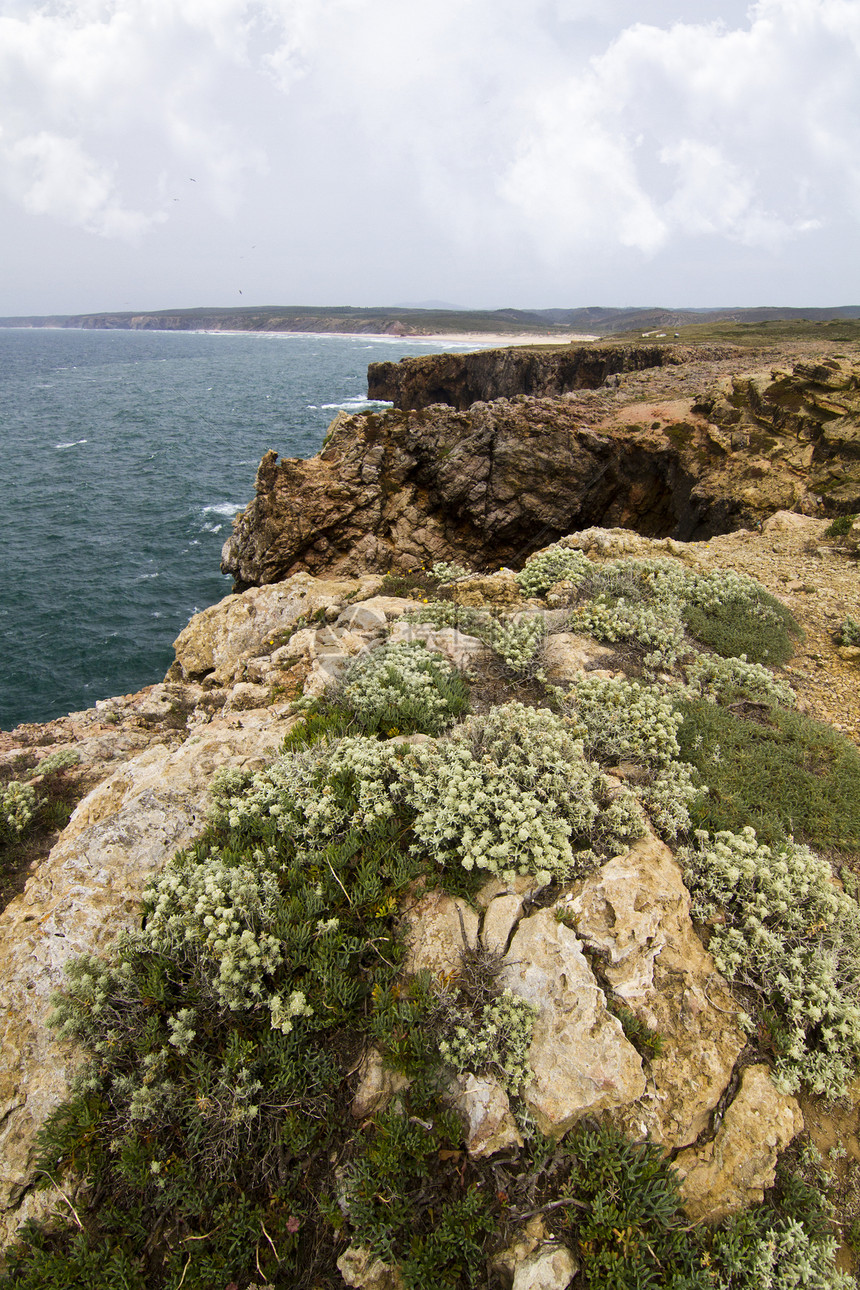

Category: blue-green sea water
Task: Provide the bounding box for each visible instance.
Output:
[0,327,468,730]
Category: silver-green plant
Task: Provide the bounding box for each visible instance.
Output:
[339,640,468,734]
[431,560,470,582]
[437,988,537,1093]
[681,826,860,1096]
[682,652,796,707]
[0,780,37,837]
[405,702,644,883]
[516,545,592,597]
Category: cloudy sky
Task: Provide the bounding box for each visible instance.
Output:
[1,0,858,315]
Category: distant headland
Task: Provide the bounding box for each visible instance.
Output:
[3,302,860,339]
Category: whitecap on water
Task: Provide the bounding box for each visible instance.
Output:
[55,439,88,449]
[201,502,245,517]
[320,396,392,410]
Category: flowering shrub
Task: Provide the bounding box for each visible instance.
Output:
[569,675,699,839]
[401,601,547,677]
[431,560,470,581]
[0,781,37,838]
[682,652,796,708]
[681,827,860,1095]
[516,545,591,597]
[437,988,537,1093]
[406,703,644,882]
[339,641,469,734]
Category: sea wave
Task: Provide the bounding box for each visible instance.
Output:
[202,502,245,517]
[319,396,393,411]
[55,439,88,449]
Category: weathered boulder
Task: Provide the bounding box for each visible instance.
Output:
[446,1073,523,1158]
[566,836,746,1149]
[501,910,645,1136]
[675,1065,804,1222]
[401,890,480,979]
[493,1218,578,1290]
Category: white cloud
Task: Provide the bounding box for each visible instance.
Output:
[0,0,859,307]
[0,129,160,237]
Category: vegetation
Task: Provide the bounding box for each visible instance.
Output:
[4,542,859,1289]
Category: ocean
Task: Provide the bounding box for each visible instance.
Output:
[0,327,472,730]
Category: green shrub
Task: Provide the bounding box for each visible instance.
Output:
[682,652,796,708]
[339,641,469,735]
[678,699,860,851]
[681,827,860,1095]
[839,614,860,646]
[824,514,856,538]
[683,570,802,664]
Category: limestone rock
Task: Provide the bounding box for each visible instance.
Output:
[446,1073,523,1158]
[337,1245,404,1290]
[171,573,382,683]
[351,1048,410,1120]
[675,1065,804,1222]
[567,836,746,1149]
[401,890,479,979]
[0,713,285,1245]
[447,572,523,608]
[501,909,645,1136]
[542,633,618,686]
[481,893,525,954]
[512,1245,578,1290]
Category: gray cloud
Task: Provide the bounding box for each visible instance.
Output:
[0,0,858,313]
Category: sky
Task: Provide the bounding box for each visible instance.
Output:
[1,0,859,316]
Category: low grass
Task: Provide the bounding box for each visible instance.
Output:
[678,699,860,852]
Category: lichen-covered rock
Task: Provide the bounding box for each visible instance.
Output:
[501,909,645,1136]
[567,836,746,1149]
[350,1048,410,1120]
[512,1245,578,1290]
[675,1065,804,1222]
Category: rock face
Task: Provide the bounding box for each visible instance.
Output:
[222,354,860,588]
[501,910,646,1136]
[675,1065,804,1222]
[366,343,712,411]
[567,837,747,1149]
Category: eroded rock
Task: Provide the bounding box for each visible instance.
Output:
[446,1073,523,1158]
[567,836,746,1149]
[401,890,479,979]
[501,909,645,1136]
[675,1065,804,1222]
[337,1245,404,1290]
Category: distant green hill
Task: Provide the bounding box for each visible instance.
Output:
[2,302,860,338]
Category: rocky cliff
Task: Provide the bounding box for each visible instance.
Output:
[1,514,859,1287]
[222,349,860,589]
[366,342,739,410]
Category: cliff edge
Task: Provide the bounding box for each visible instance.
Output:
[222,346,860,589]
